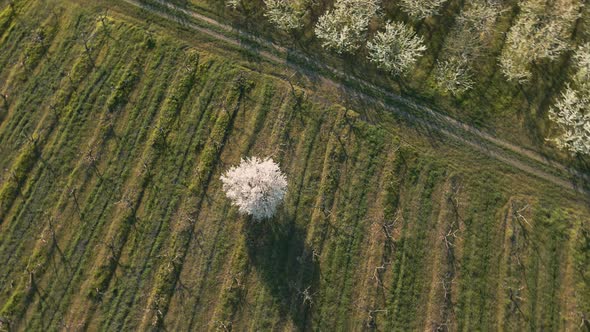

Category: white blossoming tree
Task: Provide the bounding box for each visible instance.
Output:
[499,0,582,83]
[549,87,590,154]
[549,43,590,155]
[221,157,288,220]
[263,0,306,31]
[314,0,381,54]
[399,0,448,19]
[367,21,426,75]
[434,1,502,95]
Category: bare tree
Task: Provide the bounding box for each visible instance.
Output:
[354,301,388,329]
[292,284,316,307]
[372,262,390,287]
[83,147,103,179]
[226,0,241,10]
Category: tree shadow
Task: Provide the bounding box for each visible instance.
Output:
[243,210,319,331]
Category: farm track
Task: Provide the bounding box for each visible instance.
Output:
[120,0,589,196]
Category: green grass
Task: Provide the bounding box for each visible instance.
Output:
[173,0,590,170]
[0,1,588,331]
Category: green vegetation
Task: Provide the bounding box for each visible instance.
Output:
[168,0,590,167]
[0,0,588,331]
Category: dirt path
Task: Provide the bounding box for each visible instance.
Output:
[119,0,589,195]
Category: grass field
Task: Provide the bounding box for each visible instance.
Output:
[0,0,589,331]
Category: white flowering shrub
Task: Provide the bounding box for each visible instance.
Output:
[264,0,306,31]
[399,0,448,19]
[549,43,590,155]
[367,21,426,75]
[500,0,582,83]
[220,157,288,220]
[314,0,380,54]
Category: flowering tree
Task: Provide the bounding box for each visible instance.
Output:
[315,0,380,54]
[263,0,306,31]
[226,0,240,10]
[434,1,502,95]
[220,157,288,220]
[549,43,590,155]
[500,0,582,83]
[366,21,426,75]
[434,58,474,95]
[399,0,448,19]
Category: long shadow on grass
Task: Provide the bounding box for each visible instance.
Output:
[244,212,318,331]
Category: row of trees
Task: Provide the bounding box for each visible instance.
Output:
[498,0,589,155]
[249,0,584,84]
[230,0,426,75]
[233,0,589,155]
[314,0,427,75]
[259,0,450,29]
